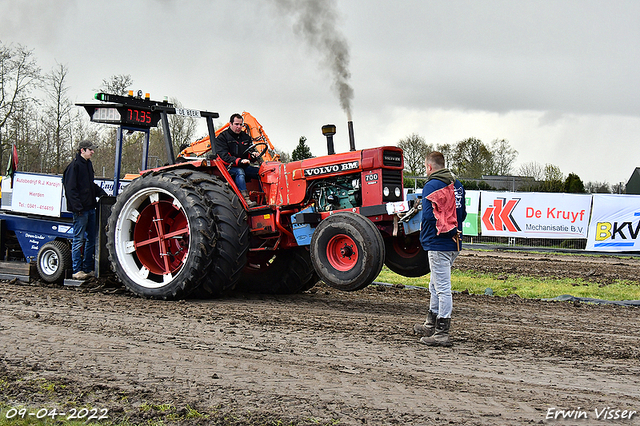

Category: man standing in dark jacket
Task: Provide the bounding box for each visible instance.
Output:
[214,113,260,207]
[63,140,107,280]
[414,151,466,346]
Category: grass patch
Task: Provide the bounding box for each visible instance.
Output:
[375,267,640,301]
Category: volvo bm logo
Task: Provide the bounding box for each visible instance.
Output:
[304,161,359,177]
[384,155,401,162]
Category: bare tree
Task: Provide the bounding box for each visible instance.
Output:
[274,148,291,163]
[42,62,74,173]
[98,74,133,95]
[517,161,544,180]
[0,42,41,169]
[489,138,518,175]
[611,182,625,194]
[585,181,612,193]
[165,98,198,154]
[5,97,41,173]
[397,133,432,176]
[436,143,454,169]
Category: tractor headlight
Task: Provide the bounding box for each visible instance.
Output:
[383,186,390,197]
[395,187,401,198]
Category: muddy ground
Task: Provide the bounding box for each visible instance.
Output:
[1,250,639,425]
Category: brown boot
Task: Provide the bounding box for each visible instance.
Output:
[240,190,257,207]
[420,317,452,347]
[414,310,437,337]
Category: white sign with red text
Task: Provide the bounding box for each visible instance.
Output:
[480,191,592,238]
[11,173,64,217]
[586,194,640,252]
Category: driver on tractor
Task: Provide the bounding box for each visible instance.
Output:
[215,113,260,207]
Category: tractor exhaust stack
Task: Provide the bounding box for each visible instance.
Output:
[348,120,356,152]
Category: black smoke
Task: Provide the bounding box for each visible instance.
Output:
[273,0,354,120]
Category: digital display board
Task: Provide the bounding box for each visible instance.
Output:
[86,105,160,127]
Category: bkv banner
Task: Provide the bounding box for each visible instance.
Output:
[480,191,592,239]
[586,194,640,251]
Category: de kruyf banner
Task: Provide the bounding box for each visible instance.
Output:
[480,191,592,239]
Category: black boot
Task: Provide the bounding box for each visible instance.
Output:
[240,190,257,207]
[413,310,437,337]
[420,317,452,347]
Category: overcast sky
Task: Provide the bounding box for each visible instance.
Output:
[2,0,639,185]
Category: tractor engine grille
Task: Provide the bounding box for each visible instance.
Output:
[382,169,403,202]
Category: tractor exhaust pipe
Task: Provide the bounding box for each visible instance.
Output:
[322,124,336,155]
[348,120,356,151]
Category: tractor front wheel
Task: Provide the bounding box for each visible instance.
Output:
[310,212,385,291]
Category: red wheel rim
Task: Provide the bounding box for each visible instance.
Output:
[133,199,190,275]
[392,238,421,259]
[326,234,358,271]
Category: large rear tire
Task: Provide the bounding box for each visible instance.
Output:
[237,247,314,294]
[300,271,320,292]
[186,171,249,295]
[310,212,385,291]
[36,240,71,283]
[384,235,430,277]
[106,170,217,299]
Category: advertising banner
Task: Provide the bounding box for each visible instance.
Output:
[463,190,480,236]
[480,191,592,239]
[586,194,640,251]
[96,178,131,196]
[11,173,64,217]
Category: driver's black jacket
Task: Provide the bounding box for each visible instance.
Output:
[214,127,255,167]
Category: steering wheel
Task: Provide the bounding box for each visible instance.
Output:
[241,142,269,159]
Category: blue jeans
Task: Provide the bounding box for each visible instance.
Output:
[229,165,260,191]
[428,250,459,319]
[72,209,97,274]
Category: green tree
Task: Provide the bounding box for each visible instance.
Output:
[397,133,432,176]
[292,136,313,160]
[538,164,564,192]
[563,173,585,193]
[459,179,495,190]
[451,137,492,179]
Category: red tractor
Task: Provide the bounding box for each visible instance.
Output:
[81,93,428,299]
